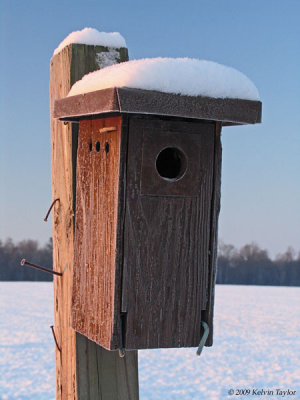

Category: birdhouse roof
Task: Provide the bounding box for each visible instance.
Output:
[53,86,262,126]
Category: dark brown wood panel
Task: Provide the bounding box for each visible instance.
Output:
[118,87,262,125]
[203,122,222,346]
[71,116,122,350]
[54,87,262,126]
[122,116,215,349]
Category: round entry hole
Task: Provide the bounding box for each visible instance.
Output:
[155,147,186,181]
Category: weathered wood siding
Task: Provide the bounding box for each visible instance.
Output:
[69,113,221,353]
[122,116,215,349]
[72,117,122,350]
[54,86,262,126]
[50,44,79,400]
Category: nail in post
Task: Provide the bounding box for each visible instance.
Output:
[50,325,61,352]
[44,198,60,222]
[20,259,62,276]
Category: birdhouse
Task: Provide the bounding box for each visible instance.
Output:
[54,86,261,352]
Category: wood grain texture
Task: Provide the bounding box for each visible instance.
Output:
[122,116,215,349]
[72,117,122,350]
[50,44,78,400]
[50,43,138,400]
[203,122,222,346]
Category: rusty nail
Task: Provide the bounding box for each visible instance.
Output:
[50,325,61,352]
[44,198,60,222]
[20,259,63,277]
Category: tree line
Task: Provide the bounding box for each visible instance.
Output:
[217,241,300,286]
[0,238,299,285]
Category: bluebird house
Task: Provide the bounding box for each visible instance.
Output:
[54,85,261,352]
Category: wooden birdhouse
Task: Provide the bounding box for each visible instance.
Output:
[54,86,261,352]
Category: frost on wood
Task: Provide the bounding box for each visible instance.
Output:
[53,27,127,56]
[68,57,260,101]
[96,48,121,68]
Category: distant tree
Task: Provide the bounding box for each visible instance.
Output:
[273,246,300,286]
[275,246,296,263]
[239,242,269,262]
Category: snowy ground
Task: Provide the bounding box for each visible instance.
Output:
[0,283,299,400]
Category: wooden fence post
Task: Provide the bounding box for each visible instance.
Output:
[50,43,139,400]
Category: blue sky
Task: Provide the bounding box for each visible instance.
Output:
[0,0,299,258]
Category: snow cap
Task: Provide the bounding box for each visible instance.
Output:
[53,27,126,56]
[68,57,260,101]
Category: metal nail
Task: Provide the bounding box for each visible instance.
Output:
[44,198,60,222]
[20,259,62,277]
[50,325,61,352]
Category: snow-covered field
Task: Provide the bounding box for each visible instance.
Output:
[0,283,299,400]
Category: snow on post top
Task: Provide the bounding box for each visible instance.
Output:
[68,57,260,101]
[53,27,127,56]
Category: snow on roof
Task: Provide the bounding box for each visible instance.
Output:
[68,57,260,101]
[53,27,126,56]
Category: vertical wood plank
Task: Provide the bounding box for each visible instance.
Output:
[72,117,123,350]
[50,43,138,400]
[203,122,222,346]
[50,44,77,400]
